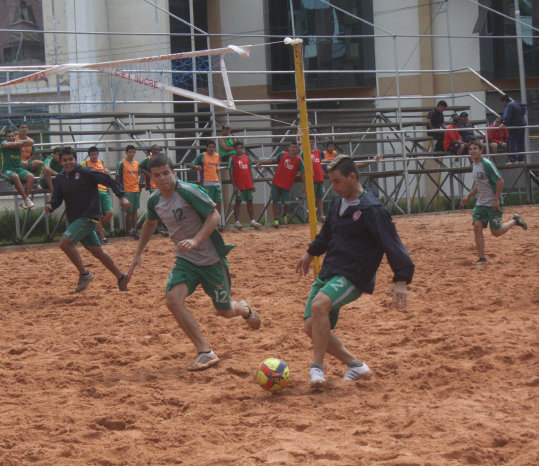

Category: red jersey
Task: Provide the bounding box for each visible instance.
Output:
[273,152,304,190]
[443,125,462,151]
[487,124,508,144]
[310,149,324,182]
[229,153,254,190]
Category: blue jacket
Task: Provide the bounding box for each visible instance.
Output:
[49,164,125,222]
[307,189,414,294]
[502,100,527,127]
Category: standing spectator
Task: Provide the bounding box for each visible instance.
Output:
[82,147,113,245]
[17,122,43,175]
[187,141,222,227]
[1,128,35,209]
[39,147,63,193]
[322,141,338,173]
[500,95,527,163]
[116,145,141,239]
[426,100,448,152]
[228,141,261,230]
[255,142,305,227]
[218,125,237,164]
[307,136,326,222]
[486,117,508,158]
[443,115,469,162]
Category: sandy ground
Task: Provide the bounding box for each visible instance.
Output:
[0,206,538,465]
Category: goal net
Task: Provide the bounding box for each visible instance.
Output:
[0,44,251,126]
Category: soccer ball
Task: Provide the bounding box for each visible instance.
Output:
[256,358,290,392]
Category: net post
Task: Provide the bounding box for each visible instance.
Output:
[287,37,320,277]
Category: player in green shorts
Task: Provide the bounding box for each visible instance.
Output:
[461,140,527,265]
[128,154,261,372]
[296,155,414,389]
[39,147,63,193]
[1,128,35,209]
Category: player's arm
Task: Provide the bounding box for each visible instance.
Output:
[177,208,220,254]
[461,185,478,207]
[91,170,131,211]
[128,218,158,279]
[255,157,276,169]
[493,178,504,211]
[357,153,383,168]
[2,140,24,149]
[228,159,238,193]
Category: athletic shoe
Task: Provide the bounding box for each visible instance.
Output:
[282,215,289,224]
[23,198,34,209]
[310,366,327,389]
[101,237,110,245]
[19,199,26,209]
[240,300,261,330]
[157,225,169,237]
[513,214,528,230]
[75,271,94,293]
[234,221,242,230]
[187,350,220,371]
[319,215,326,223]
[476,258,487,265]
[272,219,279,228]
[117,273,129,291]
[250,220,262,229]
[130,230,140,239]
[343,362,372,381]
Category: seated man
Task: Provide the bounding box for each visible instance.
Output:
[487,117,509,158]
[17,122,43,176]
[39,147,63,193]
[443,115,469,163]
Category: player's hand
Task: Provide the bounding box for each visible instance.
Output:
[296,252,313,277]
[493,200,501,211]
[460,196,468,208]
[120,197,131,211]
[128,255,142,279]
[387,281,408,310]
[233,187,239,195]
[255,162,261,169]
[375,153,383,161]
[176,238,198,253]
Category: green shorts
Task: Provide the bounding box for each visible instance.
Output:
[204,185,222,203]
[271,184,291,204]
[235,189,253,201]
[99,190,113,213]
[63,217,101,248]
[39,178,48,189]
[125,191,140,212]
[304,276,362,329]
[314,182,325,198]
[1,168,32,182]
[166,257,232,311]
[473,205,503,230]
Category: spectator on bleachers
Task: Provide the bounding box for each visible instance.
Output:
[486,117,508,158]
[500,95,527,163]
[218,125,237,164]
[39,147,62,193]
[17,122,43,176]
[443,115,469,163]
[426,100,448,152]
[458,112,478,146]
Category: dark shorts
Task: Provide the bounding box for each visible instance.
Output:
[63,217,101,248]
[271,185,291,204]
[1,168,32,182]
[99,190,113,213]
[125,192,140,213]
[473,205,503,230]
[204,185,222,204]
[235,189,253,201]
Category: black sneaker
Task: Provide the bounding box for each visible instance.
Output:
[512,214,528,230]
[130,230,140,240]
[101,237,110,245]
[476,258,487,265]
[118,273,129,291]
[76,271,94,292]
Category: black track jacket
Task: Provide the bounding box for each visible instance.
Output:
[49,164,125,222]
[307,188,414,294]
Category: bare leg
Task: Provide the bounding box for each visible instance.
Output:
[282,203,290,219]
[95,222,106,242]
[23,174,34,197]
[234,200,241,222]
[310,291,333,365]
[166,283,211,353]
[272,201,279,220]
[132,209,139,232]
[491,218,517,237]
[473,220,486,259]
[125,211,133,233]
[87,246,123,278]
[246,200,255,220]
[31,160,43,175]
[490,143,498,154]
[316,196,323,218]
[10,174,27,200]
[215,300,249,319]
[101,211,113,236]
[59,236,87,274]
[304,317,356,365]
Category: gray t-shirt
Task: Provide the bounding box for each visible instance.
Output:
[472,158,502,207]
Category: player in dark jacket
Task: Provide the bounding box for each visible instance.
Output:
[296,155,414,389]
[45,147,131,293]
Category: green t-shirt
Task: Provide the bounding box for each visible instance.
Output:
[42,154,63,174]
[148,180,233,266]
[218,137,236,161]
[1,142,22,172]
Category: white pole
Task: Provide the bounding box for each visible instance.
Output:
[514,2,529,163]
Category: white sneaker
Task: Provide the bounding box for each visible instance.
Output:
[24,198,35,209]
[234,221,242,229]
[343,362,371,381]
[19,199,26,209]
[310,366,327,389]
[250,220,262,229]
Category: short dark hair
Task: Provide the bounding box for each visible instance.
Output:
[148,153,173,171]
[233,141,243,148]
[328,155,359,178]
[500,95,510,103]
[437,100,448,108]
[289,141,298,147]
[5,127,16,135]
[53,147,62,154]
[88,146,99,154]
[60,146,76,159]
[327,141,336,147]
[18,122,28,128]
[468,139,483,151]
[125,145,136,152]
[206,140,216,147]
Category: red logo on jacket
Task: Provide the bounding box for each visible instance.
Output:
[353,210,362,221]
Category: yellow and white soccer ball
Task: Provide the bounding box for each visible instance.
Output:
[256,358,290,392]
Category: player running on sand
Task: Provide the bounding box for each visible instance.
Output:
[45,147,131,293]
[296,155,414,389]
[460,140,527,265]
[128,154,260,371]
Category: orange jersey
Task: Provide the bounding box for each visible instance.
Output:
[118,158,140,193]
[82,159,108,191]
[196,152,220,183]
[15,135,34,161]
